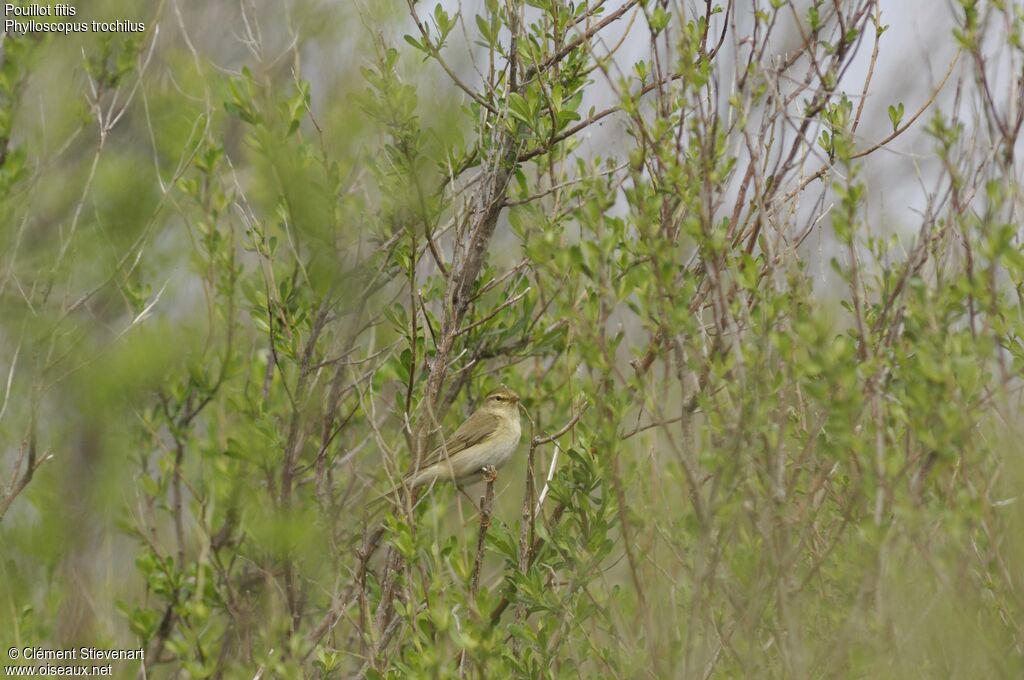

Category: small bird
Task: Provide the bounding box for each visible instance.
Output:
[389,386,522,496]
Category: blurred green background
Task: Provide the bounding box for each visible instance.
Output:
[1,0,1023,677]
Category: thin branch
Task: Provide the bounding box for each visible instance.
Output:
[532,401,589,446]
[459,472,497,675]
[534,442,560,514]
[785,51,961,201]
[455,287,531,337]
[0,440,51,523]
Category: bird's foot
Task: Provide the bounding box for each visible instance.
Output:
[481,465,498,483]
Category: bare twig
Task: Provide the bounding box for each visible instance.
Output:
[0,439,51,524]
[459,471,497,675]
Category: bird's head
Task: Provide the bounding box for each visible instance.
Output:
[483,386,520,414]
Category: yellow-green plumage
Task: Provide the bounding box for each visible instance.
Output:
[382,387,522,500]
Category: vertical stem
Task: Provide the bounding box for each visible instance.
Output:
[459,476,496,676]
[173,438,185,569]
[470,478,496,597]
[514,441,537,642]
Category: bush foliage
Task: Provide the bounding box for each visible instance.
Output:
[2,1,1023,677]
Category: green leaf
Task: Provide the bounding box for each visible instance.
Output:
[887,102,905,132]
[403,34,425,53]
[507,92,532,124]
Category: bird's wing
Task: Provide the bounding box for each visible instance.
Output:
[410,410,500,473]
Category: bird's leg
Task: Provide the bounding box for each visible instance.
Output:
[481,465,498,483]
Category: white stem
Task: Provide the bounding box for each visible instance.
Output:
[535,442,561,514]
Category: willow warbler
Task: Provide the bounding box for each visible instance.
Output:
[399,386,522,491]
